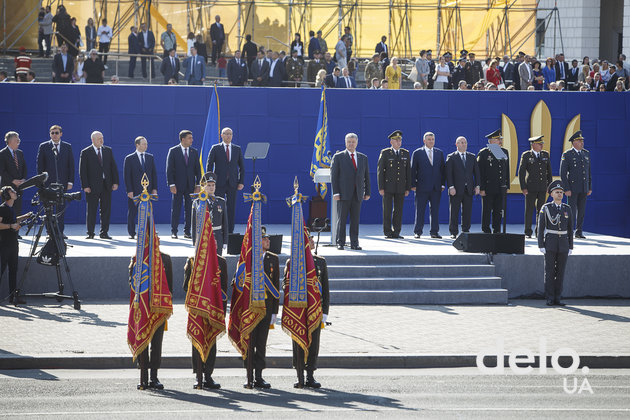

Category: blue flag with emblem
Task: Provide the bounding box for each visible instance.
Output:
[200,84,220,177]
[310,86,331,199]
[132,176,159,306]
[286,177,308,306]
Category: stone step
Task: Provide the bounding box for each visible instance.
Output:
[327,264,496,278]
[330,276,503,290]
[318,254,490,265]
[330,289,508,305]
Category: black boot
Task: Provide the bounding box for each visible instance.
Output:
[194,371,203,389]
[294,369,305,389]
[305,371,321,388]
[254,370,271,389]
[137,368,149,390]
[203,376,221,389]
[149,369,164,390]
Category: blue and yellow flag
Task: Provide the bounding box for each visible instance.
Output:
[200,85,221,177]
[310,86,331,198]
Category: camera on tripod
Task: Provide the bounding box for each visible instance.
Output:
[25,179,82,208]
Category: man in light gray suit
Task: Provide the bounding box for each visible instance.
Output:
[331,133,371,250]
[518,55,533,90]
[183,46,205,85]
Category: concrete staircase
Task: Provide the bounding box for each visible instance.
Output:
[323,254,507,305]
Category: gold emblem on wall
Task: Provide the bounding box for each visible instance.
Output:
[501,100,580,194]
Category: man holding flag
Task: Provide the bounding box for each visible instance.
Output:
[184,173,227,389]
[310,86,331,199]
[282,179,326,388]
[228,177,279,389]
[127,175,173,390]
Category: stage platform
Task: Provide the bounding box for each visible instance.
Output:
[7,224,630,303]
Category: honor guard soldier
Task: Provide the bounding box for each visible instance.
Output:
[129,250,173,390]
[377,130,411,238]
[191,172,229,254]
[538,180,573,306]
[245,226,280,389]
[477,129,509,233]
[560,131,591,238]
[285,230,330,388]
[183,253,228,389]
[518,135,552,237]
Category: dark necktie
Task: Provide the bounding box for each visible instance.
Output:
[461,153,466,166]
[184,148,189,165]
[226,145,230,161]
[12,151,18,170]
[351,153,357,170]
[97,148,102,165]
[141,153,146,171]
[55,144,60,155]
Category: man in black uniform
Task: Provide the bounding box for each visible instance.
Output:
[191,173,228,254]
[183,254,228,389]
[477,129,509,233]
[560,131,592,239]
[518,135,552,238]
[377,130,411,239]
[0,187,30,303]
[129,249,173,390]
[537,180,573,306]
[244,226,279,389]
[289,231,330,389]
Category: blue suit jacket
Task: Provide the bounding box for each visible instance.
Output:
[183,55,205,81]
[36,140,75,188]
[124,152,158,196]
[335,76,357,88]
[166,145,201,193]
[411,146,445,193]
[206,143,245,190]
[139,30,155,51]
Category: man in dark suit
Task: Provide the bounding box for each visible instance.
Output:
[445,136,480,238]
[537,180,573,306]
[210,15,225,65]
[243,227,279,389]
[377,130,410,239]
[477,129,509,234]
[79,131,119,239]
[268,51,285,87]
[242,34,258,68]
[324,67,340,88]
[128,26,140,78]
[249,50,270,86]
[560,131,592,239]
[518,135,553,238]
[554,53,569,84]
[51,43,73,83]
[335,67,356,88]
[206,127,245,234]
[227,50,248,86]
[375,36,388,58]
[0,131,27,216]
[139,22,156,78]
[330,133,371,250]
[183,47,205,85]
[166,130,201,239]
[123,136,158,239]
[411,132,445,238]
[566,59,580,91]
[36,124,75,235]
[160,48,180,84]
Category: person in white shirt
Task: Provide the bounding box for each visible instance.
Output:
[434,56,450,89]
[97,18,113,67]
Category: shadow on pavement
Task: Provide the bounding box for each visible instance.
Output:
[0,304,126,327]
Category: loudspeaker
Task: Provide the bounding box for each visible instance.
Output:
[452,232,525,254]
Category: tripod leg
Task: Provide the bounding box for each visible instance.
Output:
[14,221,46,302]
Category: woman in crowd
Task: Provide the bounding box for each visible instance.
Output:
[385,56,402,89]
[532,61,544,90]
[590,62,600,79]
[73,51,86,83]
[599,84,607,92]
[485,59,502,88]
[290,33,304,60]
[85,18,96,52]
[315,69,327,87]
[186,32,195,57]
[600,61,611,83]
[194,34,208,63]
[433,55,450,89]
[415,50,430,88]
[542,57,556,90]
[578,64,590,84]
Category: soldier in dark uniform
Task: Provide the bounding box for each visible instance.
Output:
[537,180,573,306]
[129,249,173,390]
[285,231,330,389]
[518,135,553,237]
[477,129,509,233]
[183,254,228,389]
[244,226,280,389]
[377,130,411,239]
[560,131,591,239]
[191,172,228,254]
[285,49,303,87]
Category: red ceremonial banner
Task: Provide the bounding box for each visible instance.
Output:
[228,207,266,359]
[282,225,323,362]
[186,208,226,362]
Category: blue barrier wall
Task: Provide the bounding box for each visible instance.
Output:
[1,84,629,237]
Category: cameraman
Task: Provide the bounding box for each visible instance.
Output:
[0,186,31,304]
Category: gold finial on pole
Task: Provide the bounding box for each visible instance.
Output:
[253,175,262,192]
[141,173,149,192]
[293,176,299,194]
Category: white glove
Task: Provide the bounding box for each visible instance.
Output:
[270,314,277,325]
[568,250,573,256]
[322,314,328,324]
[539,248,546,254]
[223,244,227,250]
